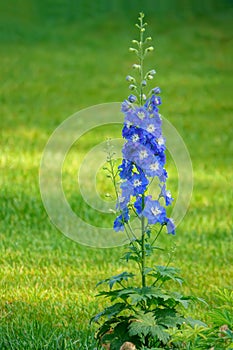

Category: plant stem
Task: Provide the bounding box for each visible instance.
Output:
[141,194,146,288]
[138,13,147,289]
[139,14,144,105]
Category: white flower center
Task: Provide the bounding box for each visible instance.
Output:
[157,136,165,146]
[137,111,146,120]
[150,162,159,171]
[132,134,139,142]
[126,121,132,128]
[147,124,155,133]
[139,150,148,159]
[151,207,161,216]
[133,179,141,187]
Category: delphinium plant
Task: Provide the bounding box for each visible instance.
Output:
[91,13,203,350]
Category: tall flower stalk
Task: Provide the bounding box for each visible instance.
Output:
[92,13,202,350]
[113,12,175,289]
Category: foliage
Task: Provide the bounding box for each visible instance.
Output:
[168,288,233,349]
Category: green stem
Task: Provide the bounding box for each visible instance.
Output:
[141,195,146,288]
[139,15,144,105]
[151,224,164,247]
[138,14,146,289]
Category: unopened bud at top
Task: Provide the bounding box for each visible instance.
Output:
[141,80,147,86]
[147,74,154,80]
[152,87,161,94]
[129,84,137,90]
[126,75,135,83]
[145,46,154,53]
[132,64,141,70]
[149,69,156,75]
[129,47,138,53]
[128,94,137,103]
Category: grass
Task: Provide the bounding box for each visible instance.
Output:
[0,2,233,349]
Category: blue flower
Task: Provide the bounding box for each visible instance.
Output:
[142,198,166,224]
[150,95,162,106]
[143,156,164,178]
[165,217,175,234]
[117,88,175,232]
[134,195,149,215]
[158,168,168,182]
[156,135,166,153]
[125,107,149,128]
[118,159,133,179]
[121,100,133,113]
[119,180,133,206]
[128,94,137,103]
[159,184,174,206]
[122,141,140,164]
[122,125,146,144]
[130,171,148,196]
[113,208,130,232]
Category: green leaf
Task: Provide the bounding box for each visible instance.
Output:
[91,302,126,323]
[151,265,184,286]
[122,250,140,263]
[209,308,233,328]
[96,271,135,290]
[129,312,170,344]
[185,316,207,328]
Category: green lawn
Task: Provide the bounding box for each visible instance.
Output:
[0,3,233,349]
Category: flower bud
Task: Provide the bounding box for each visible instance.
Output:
[141,28,145,32]
[146,36,152,42]
[132,40,138,44]
[132,64,141,69]
[152,87,161,94]
[141,80,147,86]
[149,69,156,75]
[142,94,147,100]
[145,46,154,53]
[147,74,154,80]
[126,75,135,82]
[129,47,138,53]
[129,84,137,90]
[128,94,137,103]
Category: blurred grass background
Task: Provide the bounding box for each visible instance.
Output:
[0,0,233,348]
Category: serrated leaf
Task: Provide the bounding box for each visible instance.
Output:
[128,287,168,305]
[91,302,126,323]
[96,271,135,290]
[151,265,184,286]
[122,251,140,263]
[129,312,170,344]
[185,316,207,328]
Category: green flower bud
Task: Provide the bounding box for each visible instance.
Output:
[147,74,154,80]
[149,69,156,75]
[145,46,154,53]
[129,84,137,90]
[146,36,152,42]
[129,47,138,53]
[126,75,135,82]
[132,64,141,69]
[132,40,138,44]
